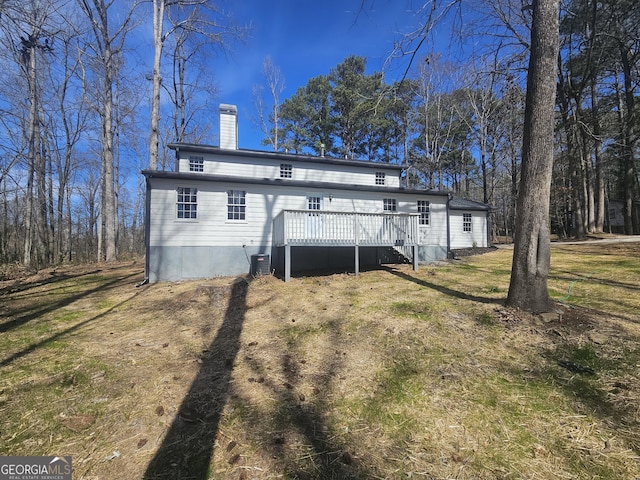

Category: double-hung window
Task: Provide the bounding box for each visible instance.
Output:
[418,200,430,225]
[375,172,386,185]
[383,198,397,212]
[188,156,204,172]
[227,190,246,220]
[176,187,197,219]
[463,213,472,233]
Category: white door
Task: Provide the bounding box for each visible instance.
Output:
[307,195,323,239]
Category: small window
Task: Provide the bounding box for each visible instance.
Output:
[375,172,386,185]
[280,163,292,178]
[227,190,246,220]
[307,196,322,211]
[176,187,197,219]
[463,213,472,233]
[383,198,397,212]
[418,200,430,225]
[189,156,204,172]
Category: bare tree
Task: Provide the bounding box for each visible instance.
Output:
[165,21,219,146]
[148,0,246,169]
[253,56,285,151]
[77,0,136,262]
[411,54,460,189]
[1,0,59,267]
[506,0,560,312]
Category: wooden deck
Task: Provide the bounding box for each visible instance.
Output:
[273,210,419,280]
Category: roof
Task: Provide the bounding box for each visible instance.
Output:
[449,196,491,211]
[167,142,405,172]
[142,169,450,197]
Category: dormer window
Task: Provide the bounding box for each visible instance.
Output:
[280,163,292,178]
[375,171,386,185]
[189,156,204,172]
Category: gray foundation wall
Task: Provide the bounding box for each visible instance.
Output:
[148,245,269,282]
[147,244,448,282]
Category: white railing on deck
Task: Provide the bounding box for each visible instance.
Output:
[273,210,419,247]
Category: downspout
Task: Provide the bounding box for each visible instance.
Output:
[137,174,152,287]
[446,193,452,259]
[487,208,492,247]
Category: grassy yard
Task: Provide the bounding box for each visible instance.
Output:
[1,242,639,479]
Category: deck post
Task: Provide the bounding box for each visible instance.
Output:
[354,214,359,276]
[412,244,418,271]
[354,244,359,276]
[285,244,291,282]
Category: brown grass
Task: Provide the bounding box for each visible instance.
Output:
[1,243,639,479]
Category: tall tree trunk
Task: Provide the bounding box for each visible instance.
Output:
[507,0,559,313]
[591,78,605,232]
[103,65,117,262]
[618,44,637,235]
[35,134,48,265]
[23,40,38,266]
[575,101,595,233]
[149,0,165,171]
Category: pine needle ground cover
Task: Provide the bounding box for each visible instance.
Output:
[1,241,639,479]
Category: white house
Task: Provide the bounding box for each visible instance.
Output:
[142,104,490,282]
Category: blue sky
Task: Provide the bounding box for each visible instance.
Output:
[214,1,454,150]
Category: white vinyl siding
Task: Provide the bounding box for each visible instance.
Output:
[148,178,448,249]
[177,154,401,187]
[449,212,487,249]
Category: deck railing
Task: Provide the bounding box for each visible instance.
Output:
[273,210,419,247]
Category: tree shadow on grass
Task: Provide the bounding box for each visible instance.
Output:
[238,318,376,479]
[0,274,144,367]
[0,271,140,334]
[0,268,103,296]
[382,266,501,305]
[143,277,250,480]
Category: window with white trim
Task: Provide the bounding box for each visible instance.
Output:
[307,196,322,211]
[280,163,292,178]
[176,187,197,219]
[375,171,386,185]
[227,190,246,220]
[383,198,397,212]
[188,156,204,172]
[418,200,430,225]
[463,213,472,233]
